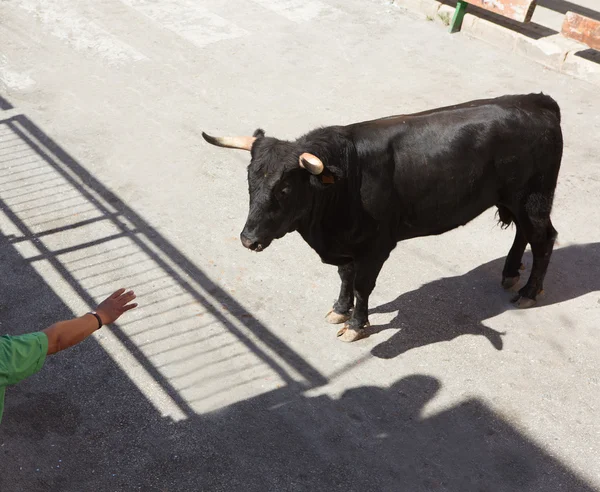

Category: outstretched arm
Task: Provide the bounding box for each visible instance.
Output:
[43,289,137,355]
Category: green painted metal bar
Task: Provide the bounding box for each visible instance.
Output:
[449,0,468,33]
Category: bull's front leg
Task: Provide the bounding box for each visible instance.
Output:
[326,262,355,324]
[337,251,389,343]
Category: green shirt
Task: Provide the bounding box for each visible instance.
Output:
[0,333,48,423]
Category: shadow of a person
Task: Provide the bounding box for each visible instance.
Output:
[333,375,594,491]
[369,242,600,359]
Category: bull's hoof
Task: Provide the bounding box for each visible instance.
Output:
[510,295,536,309]
[325,309,351,325]
[336,323,369,342]
[502,275,520,290]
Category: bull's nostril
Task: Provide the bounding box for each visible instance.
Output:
[241,234,258,250]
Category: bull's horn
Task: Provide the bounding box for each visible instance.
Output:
[299,153,324,175]
[202,132,256,151]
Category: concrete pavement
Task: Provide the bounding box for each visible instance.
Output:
[1,0,599,490]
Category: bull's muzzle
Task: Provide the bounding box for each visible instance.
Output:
[240,233,262,251]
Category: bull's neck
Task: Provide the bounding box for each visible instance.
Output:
[296,179,370,262]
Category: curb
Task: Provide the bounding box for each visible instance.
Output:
[391,0,600,87]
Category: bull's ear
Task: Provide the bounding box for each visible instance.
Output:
[253,128,265,138]
[299,153,324,175]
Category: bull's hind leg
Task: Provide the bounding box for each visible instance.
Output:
[498,206,527,290]
[502,227,527,289]
[511,199,558,308]
[326,262,355,324]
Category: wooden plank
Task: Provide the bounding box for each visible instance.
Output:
[561,12,600,51]
[463,0,536,23]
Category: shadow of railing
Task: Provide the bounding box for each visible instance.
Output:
[0,102,326,421]
[575,47,600,63]
[0,95,13,111]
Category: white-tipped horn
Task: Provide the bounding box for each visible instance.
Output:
[299,153,324,175]
[202,132,256,151]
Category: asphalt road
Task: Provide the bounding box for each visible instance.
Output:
[1,0,599,490]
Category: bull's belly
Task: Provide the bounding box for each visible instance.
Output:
[395,196,497,240]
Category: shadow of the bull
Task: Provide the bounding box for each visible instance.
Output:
[368,242,600,359]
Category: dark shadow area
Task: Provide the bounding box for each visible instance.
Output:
[439,0,558,39]
[0,95,13,111]
[0,252,595,491]
[369,243,600,359]
[575,47,600,62]
[538,0,600,22]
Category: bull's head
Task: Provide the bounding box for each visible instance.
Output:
[202,129,325,252]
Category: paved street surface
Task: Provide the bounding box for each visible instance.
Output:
[1,0,599,490]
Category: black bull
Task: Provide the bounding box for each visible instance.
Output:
[203,93,563,342]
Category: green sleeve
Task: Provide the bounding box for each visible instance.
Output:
[0,333,49,386]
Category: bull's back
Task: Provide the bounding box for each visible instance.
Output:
[352,94,562,239]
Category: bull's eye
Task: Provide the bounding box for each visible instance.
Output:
[279,185,291,197]
[275,185,291,204]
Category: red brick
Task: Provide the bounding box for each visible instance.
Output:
[463,0,536,23]
[561,12,600,51]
